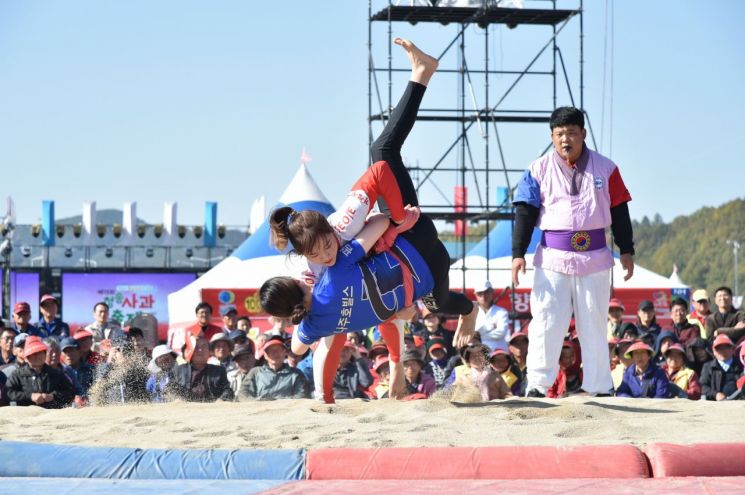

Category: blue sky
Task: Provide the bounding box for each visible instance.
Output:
[1,1,743,228]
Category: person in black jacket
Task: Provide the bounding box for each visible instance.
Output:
[6,336,74,408]
[700,334,743,401]
[169,336,233,402]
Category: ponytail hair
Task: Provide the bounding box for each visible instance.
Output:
[268,206,335,256]
[260,276,308,325]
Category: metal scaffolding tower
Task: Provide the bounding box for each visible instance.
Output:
[368,1,584,295]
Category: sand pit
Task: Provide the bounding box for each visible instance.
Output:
[1,395,742,450]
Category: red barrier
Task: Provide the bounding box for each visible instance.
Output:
[646,443,745,478]
[306,445,650,480]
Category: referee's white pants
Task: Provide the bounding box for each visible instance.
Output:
[526,267,613,395]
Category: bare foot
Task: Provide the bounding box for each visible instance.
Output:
[394,37,438,86]
[388,360,407,399]
[453,302,478,348]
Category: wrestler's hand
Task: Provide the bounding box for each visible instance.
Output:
[394,305,416,321]
[394,205,420,233]
[511,258,526,286]
[620,253,635,281]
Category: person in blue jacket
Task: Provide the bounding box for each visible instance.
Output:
[616,341,670,398]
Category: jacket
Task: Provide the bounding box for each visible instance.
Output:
[547,369,583,398]
[700,358,743,400]
[239,363,309,400]
[7,364,75,408]
[662,364,701,400]
[668,321,701,348]
[35,318,71,339]
[405,370,437,398]
[170,363,234,402]
[333,360,374,399]
[615,362,670,399]
[705,309,745,343]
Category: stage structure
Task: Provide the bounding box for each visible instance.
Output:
[368,1,589,309]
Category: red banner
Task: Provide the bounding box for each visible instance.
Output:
[454,185,467,236]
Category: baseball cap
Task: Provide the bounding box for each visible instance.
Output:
[374,355,390,372]
[23,336,48,359]
[73,329,94,341]
[13,333,28,348]
[692,289,709,302]
[663,343,686,357]
[13,302,30,315]
[368,343,389,360]
[712,334,734,349]
[262,336,285,352]
[219,305,237,317]
[60,337,79,351]
[509,331,529,344]
[475,280,493,293]
[228,329,248,342]
[232,343,255,359]
[40,294,59,305]
[489,348,509,359]
[638,300,655,311]
[428,342,446,354]
[608,298,625,311]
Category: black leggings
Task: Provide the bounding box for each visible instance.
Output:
[370,82,472,317]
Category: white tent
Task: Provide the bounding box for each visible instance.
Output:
[166,164,335,332]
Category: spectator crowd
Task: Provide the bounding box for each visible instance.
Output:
[1,285,744,408]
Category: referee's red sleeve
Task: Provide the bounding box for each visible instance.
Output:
[608,167,632,207]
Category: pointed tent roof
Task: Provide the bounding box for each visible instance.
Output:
[167,164,336,329]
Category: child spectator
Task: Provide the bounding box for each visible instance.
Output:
[226,343,256,397]
[700,334,743,401]
[424,338,450,389]
[6,336,75,408]
[611,338,634,390]
[686,338,713,376]
[401,350,436,399]
[419,310,454,357]
[547,340,583,398]
[239,336,309,400]
[146,344,177,402]
[489,348,523,396]
[653,331,679,365]
[169,336,233,402]
[662,343,701,400]
[615,341,670,399]
[333,341,373,400]
[454,344,511,401]
[508,332,529,376]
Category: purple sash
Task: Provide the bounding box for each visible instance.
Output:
[541,228,606,252]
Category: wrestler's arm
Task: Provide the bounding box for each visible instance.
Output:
[291,327,311,356]
[354,213,391,254]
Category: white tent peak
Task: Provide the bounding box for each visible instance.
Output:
[279,163,331,206]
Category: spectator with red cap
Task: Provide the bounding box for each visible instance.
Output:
[547,340,583,398]
[700,334,743,401]
[239,336,309,400]
[227,343,256,397]
[424,338,450,389]
[662,343,701,400]
[169,335,233,402]
[489,348,523,396]
[454,344,511,400]
[474,280,511,353]
[333,340,373,400]
[6,336,75,408]
[667,298,701,348]
[736,345,745,399]
[11,302,39,337]
[688,289,711,339]
[615,341,669,398]
[74,329,102,366]
[611,338,634,390]
[372,357,391,399]
[706,286,745,345]
[607,298,625,340]
[508,331,529,376]
[85,302,126,345]
[0,326,17,366]
[401,350,437,398]
[36,294,70,339]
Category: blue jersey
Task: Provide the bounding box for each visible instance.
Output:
[296,237,433,344]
